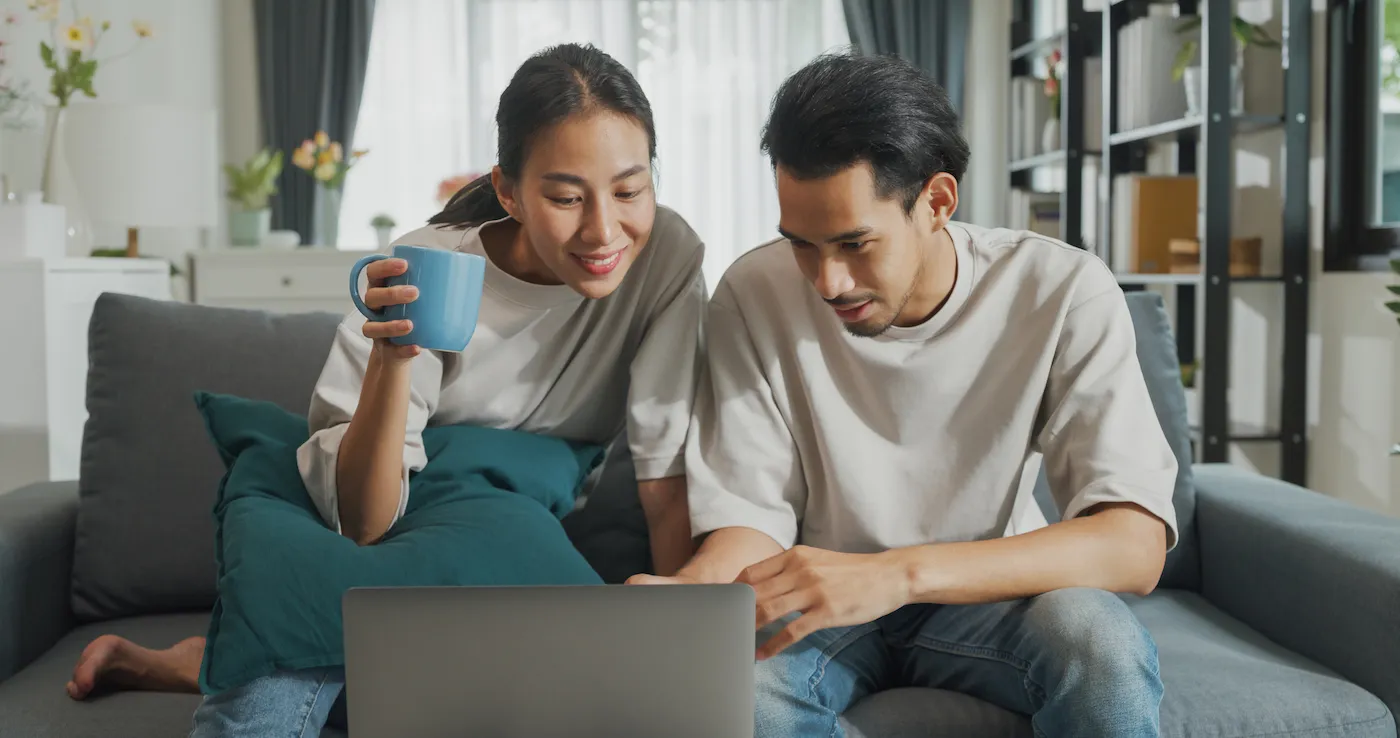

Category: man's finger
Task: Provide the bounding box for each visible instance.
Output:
[754,587,814,631]
[757,612,822,660]
[735,550,790,586]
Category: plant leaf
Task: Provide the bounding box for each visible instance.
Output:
[1172,40,1197,81]
[1391,258,1400,275]
[39,42,54,68]
[1389,285,1400,296]
[1387,301,1400,315]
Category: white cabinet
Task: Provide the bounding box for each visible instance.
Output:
[0,258,171,488]
[188,248,372,315]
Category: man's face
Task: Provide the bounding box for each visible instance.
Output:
[776,162,933,337]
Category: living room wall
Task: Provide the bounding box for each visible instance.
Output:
[963,0,1400,516]
[0,0,221,266]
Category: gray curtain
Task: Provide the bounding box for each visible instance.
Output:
[842,0,970,117]
[254,0,376,243]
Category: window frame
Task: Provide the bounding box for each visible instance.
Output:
[1328,0,1400,271]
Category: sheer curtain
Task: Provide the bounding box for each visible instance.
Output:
[339,0,849,289]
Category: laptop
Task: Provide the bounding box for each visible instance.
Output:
[342,583,756,738]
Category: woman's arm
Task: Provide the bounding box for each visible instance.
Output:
[334,346,419,545]
[637,475,695,576]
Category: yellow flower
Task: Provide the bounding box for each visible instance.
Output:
[61,23,88,51]
[314,161,337,182]
[313,130,329,148]
[131,19,152,38]
[292,147,315,171]
[329,142,343,162]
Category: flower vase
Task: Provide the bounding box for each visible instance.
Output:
[1041,118,1061,154]
[41,105,93,255]
[314,186,341,248]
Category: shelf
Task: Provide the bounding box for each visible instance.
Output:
[1114,273,1285,285]
[1010,32,1066,62]
[1189,422,1283,444]
[1009,150,1067,171]
[1108,115,1284,147]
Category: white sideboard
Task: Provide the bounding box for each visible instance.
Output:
[0,257,171,489]
[187,248,373,316]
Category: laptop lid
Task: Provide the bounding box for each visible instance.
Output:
[343,584,756,738]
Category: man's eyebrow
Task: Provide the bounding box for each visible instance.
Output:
[541,165,648,185]
[778,226,872,243]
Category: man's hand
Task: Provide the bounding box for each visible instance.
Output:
[741,546,910,660]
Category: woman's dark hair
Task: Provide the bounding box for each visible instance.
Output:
[428,43,657,229]
[760,50,970,214]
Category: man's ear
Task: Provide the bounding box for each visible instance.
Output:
[921,173,959,230]
[491,166,518,220]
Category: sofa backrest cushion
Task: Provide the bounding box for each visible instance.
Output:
[1031,290,1200,591]
[72,293,342,621]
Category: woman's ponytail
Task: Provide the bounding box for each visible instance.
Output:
[427,174,509,229]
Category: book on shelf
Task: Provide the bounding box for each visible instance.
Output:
[1116,10,1192,132]
[1008,188,1062,240]
[1010,76,1053,161]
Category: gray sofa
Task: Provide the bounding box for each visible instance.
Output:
[0,290,1396,738]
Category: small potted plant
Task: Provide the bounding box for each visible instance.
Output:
[1042,49,1061,154]
[371,213,396,249]
[1173,15,1279,116]
[224,148,284,247]
[292,131,367,247]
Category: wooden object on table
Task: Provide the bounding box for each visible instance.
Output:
[1167,237,1264,277]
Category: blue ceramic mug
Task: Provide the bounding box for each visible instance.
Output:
[349,245,486,353]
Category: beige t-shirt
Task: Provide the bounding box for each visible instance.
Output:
[297,205,707,531]
[686,221,1179,554]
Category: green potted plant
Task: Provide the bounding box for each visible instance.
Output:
[224,148,284,247]
[1172,15,1279,116]
[371,213,396,249]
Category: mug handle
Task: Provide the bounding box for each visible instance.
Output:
[349,253,391,320]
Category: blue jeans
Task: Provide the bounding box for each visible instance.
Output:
[755,588,1162,738]
[188,668,346,738]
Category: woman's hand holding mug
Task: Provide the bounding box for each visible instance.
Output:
[358,257,421,362]
[350,245,486,362]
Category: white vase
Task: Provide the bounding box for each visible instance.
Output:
[375,225,393,250]
[1041,118,1061,154]
[1183,66,1244,117]
[40,105,92,255]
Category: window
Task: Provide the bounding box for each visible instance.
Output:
[338,0,850,289]
[1328,0,1400,270]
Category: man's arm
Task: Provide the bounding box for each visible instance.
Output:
[636,476,696,577]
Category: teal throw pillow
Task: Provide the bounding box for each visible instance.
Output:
[192,391,606,693]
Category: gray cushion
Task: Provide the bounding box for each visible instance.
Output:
[836,590,1395,738]
[73,294,343,621]
[0,612,347,738]
[1032,291,1200,590]
[1136,590,1393,737]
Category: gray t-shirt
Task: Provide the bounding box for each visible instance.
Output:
[686,221,1179,553]
[297,205,707,531]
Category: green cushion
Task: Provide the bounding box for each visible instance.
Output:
[192,392,606,693]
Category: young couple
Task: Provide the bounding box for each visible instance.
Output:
[67,43,1178,737]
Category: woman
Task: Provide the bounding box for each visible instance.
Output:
[66,42,706,736]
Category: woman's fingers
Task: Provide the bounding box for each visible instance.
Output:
[365,257,408,283]
[362,319,413,340]
[363,285,418,310]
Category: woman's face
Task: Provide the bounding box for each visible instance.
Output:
[495,111,656,300]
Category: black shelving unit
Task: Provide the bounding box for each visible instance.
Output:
[1008,0,1312,486]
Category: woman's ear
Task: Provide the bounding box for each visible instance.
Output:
[491,166,519,220]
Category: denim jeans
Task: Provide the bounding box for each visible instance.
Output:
[188,668,346,738]
[755,587,1162,738]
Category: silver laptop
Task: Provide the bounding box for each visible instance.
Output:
[342,583,756,738]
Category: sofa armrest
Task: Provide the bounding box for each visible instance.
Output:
[0,481,77,683]
[1194,463,1400,715]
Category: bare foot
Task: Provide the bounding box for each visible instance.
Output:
[66,635,205,700]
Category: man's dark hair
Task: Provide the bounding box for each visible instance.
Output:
[760,51,970,213]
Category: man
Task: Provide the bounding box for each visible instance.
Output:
[629,51,1177,736]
